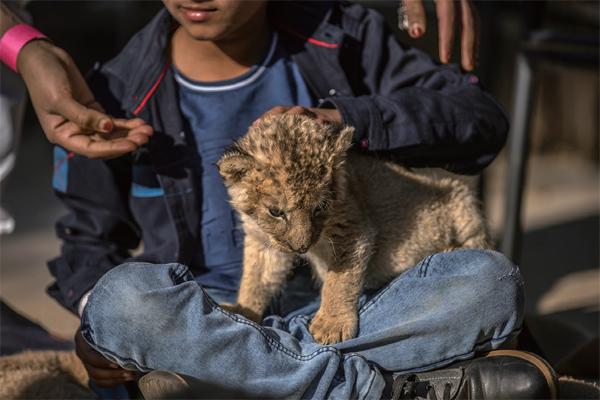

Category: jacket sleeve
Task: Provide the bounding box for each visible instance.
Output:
[325,8,509,174]
[47,152,140,314]
[47,69,141,314]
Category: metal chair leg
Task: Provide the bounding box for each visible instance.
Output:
[501,54,536,263]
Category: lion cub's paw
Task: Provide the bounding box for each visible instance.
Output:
[309,311,358,344]
[219,303,262,323]
[219,302,242,314]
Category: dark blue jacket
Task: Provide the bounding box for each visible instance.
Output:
[48,1,508,313]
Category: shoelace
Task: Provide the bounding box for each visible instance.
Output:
[390,374,453,400]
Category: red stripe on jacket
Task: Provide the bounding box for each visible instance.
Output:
[133,61,170,116]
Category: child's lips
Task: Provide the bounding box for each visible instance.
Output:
[180,6,217,22]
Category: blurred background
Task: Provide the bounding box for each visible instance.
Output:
[1,0,598,381]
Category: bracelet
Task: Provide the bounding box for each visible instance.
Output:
[0,23,47,73]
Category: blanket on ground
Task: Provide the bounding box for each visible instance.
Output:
[0,350,95,399]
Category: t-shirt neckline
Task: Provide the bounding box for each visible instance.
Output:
[173,32,278,93]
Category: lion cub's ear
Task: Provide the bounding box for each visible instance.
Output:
[337,126,354,149]
[217,151,254,185]
[332,126,355,155]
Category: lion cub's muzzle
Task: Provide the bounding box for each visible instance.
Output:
[289,244,310,254]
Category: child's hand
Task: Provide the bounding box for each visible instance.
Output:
[401,0,479,71]
[18,40,153,159]
[74,329,136,387]
[259,106,343,125]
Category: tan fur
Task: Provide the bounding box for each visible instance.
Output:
[218,114,491,344]
[0,350,95,399]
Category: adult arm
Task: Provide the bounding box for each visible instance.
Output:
[3,4,145,385]
[0,3,21,36]
[0,4,152,158]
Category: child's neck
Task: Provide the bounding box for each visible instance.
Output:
[171,21,271,82]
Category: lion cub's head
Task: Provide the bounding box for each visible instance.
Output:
[218,114,353,253]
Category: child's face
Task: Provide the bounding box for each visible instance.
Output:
[163,0,268,41]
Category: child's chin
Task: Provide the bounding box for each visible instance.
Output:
[180,24,226,42]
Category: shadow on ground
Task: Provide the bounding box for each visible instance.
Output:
[517,214,599,377]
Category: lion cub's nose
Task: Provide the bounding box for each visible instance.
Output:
[290,244,309,254]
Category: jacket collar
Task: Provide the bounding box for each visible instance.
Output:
[99,8,173,115]
[101,2,347,116]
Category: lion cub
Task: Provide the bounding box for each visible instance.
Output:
[218,114,490,344]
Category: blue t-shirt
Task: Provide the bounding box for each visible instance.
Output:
[175,32,313,292]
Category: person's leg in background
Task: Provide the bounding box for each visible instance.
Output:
[0,63,26,235]
[0,1,31,235]
[79,249,524,399]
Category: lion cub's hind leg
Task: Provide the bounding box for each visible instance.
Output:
[447,181,492,250]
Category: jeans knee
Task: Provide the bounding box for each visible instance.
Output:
[461,249,516,278]
[466,250,525,334]
[93,261,190,298]
[82,262,192,342]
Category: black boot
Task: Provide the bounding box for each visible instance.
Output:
[389,350,557,400]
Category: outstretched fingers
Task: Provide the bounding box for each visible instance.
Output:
[435,0,457,65]
[403,0,427,37]
[51,116,153,159]
[52,95,114,134]
[459,0,479,71]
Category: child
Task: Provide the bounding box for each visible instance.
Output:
[48,1,553,398]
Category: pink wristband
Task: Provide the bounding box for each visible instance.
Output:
[0,24,47,73]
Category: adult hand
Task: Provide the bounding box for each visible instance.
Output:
[17,40,153,159]
[74,328,136,387]
[259,106,343,125]
[402,0,479,71]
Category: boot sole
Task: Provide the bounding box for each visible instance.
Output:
[138,370,192,400]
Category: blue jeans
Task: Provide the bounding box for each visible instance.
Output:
[81,250,524,399]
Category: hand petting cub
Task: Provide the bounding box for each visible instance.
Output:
[217,114,491,344]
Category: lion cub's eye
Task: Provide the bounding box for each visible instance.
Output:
[268,208,286,218]
[312,205,326,217]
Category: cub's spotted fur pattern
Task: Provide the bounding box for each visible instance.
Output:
[218,114,490,344]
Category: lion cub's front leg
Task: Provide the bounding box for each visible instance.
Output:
[308,238,368,344]
[221,234,293,322]
[310,268,364,344]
